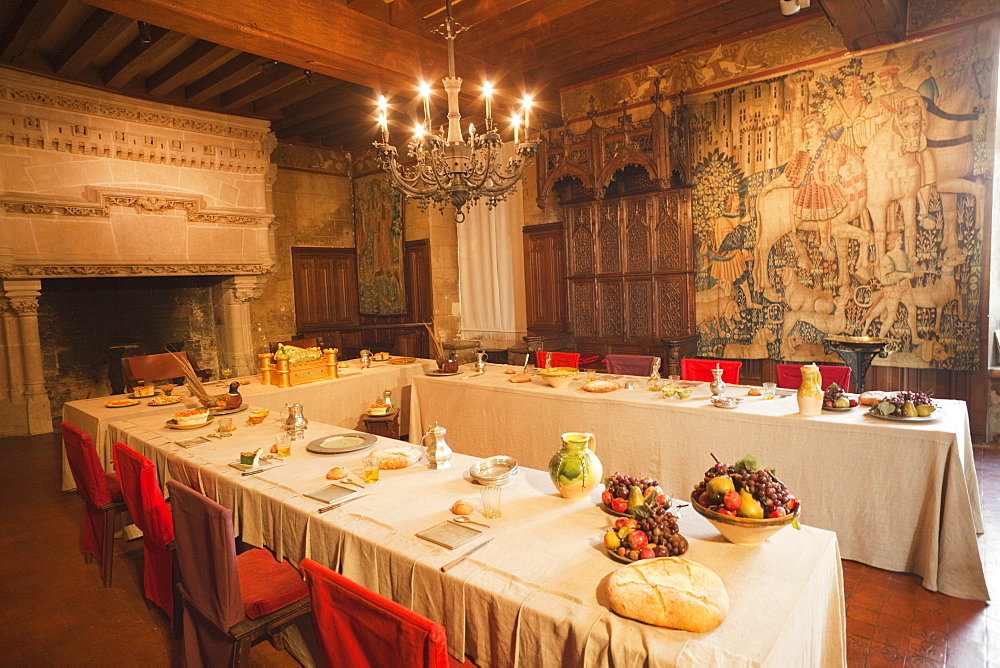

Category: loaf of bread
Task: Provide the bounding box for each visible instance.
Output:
[509,373,531,383]
[858,390,887,406]
[371,446,419,470]
[606,557,728,632]
[582,380,620,393]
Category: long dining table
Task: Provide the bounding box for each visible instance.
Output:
[407,364,989,601]
[59,357,436,490]
[106,408,846,667]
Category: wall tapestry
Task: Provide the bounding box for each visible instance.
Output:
[354,174,405,314]
[688,24,994,370]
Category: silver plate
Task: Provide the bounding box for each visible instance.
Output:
[711,397,743,409]
[306,433,377,455]
[865,409,942,423]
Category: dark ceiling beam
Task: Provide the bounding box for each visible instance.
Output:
[274,85,377,132]
[817,0,908,50]
[458,0,608,56]
[184,52,264,104]
[298,110,368,144]
[145,40,234,96]
[52,9,134,76]
[219,63,304,111]
[102,24,188,88]
[275,94,383,138]
[0,0,69,63]
[252,76,342,117]
[76,0,557,119]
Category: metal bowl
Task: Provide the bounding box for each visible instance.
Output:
[470,455,519,486]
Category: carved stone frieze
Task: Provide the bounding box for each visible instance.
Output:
[231,287,265,303]
[2,194,271,226]
[3,86,269,142]
[0,202,107,217]
[9,264,272,277]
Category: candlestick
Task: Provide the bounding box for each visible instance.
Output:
[522,96,532,138]
[378,112,388,143]
[420,81,432,130]
[513,114,520,144]
[483,81,492,124]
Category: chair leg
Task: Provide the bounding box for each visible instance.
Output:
[234,638,252,667]
[101,507,116,587]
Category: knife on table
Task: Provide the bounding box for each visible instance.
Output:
[440,538,495,572]
[317,494,368,514]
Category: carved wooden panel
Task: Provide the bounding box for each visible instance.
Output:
[597,200,621,274]
[654,191,688,272]
[569,205,594,276]
[599,279,624,339]
[570,279,596,337]
[523,223,568,334]
[627,279,651,338]
[655,274,692,338]
[291,247,359,331]
[624,198,650,274]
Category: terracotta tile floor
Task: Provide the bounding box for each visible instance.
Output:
[1,432,995,666]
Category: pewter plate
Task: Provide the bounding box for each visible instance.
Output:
[306,433,377,455]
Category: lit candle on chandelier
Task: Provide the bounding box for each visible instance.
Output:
[419,81,432,129]
[522,96,532,138]
[512,114,521,144]
[483,81,493,124]
[377,95,389,143]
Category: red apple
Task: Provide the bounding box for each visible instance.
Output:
[786,496,799,511]
[769,507,787,518]
[628,530,648,550]
[848,399,859,407]
[718,508,736,517]
[601,490,613,505]
[614,517,630,530]
[723,489,741,511]
[639,546,656,560]
[624,518,638,530]
[654,493,668,506]
[697,491,713,508]
[611,498,628,513]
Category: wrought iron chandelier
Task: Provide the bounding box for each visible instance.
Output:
[373,0,538,223]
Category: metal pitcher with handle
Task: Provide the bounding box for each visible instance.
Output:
[282,402,308,440]
[422,422,453,470]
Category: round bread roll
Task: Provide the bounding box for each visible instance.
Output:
[509,373,531,383]
[858,390,887,406]
[582,380,620,393]
[606,557,728,632]
[747,387,761,396]
[326,466,346,480]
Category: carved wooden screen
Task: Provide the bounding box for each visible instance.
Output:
[291,247,360,331]
[563,189,693,356]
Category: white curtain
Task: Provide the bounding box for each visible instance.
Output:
[457,143,524,350]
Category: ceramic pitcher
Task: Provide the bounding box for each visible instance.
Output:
[548,432,603,501]
[797,364,823,416]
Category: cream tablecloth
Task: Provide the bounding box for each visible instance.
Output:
[407,365,988,601]
[106,411,846,667]
[60,357,435,490]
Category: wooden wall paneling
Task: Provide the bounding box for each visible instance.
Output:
[291,247,359,331]
[404,239,432,323]
[654,273,693,340]
[654,190,692,272]
[523,223,568,335]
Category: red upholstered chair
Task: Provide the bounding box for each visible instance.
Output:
[61,422,128,587]
[112,442,176,625]
[300,558,458,668]
[776,364,853,391]
[166,480,311,667]
[535,351,581,369]
[680,358,742,384]
[603,354,658,376]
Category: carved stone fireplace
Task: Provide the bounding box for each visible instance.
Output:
[0,68,274,435]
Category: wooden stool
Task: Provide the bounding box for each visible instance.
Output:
[362,408,401,440]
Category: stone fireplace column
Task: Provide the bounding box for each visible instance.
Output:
[1,280,51,434]
[218,276,267,377]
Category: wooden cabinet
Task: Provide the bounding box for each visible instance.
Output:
[291,247,359,331]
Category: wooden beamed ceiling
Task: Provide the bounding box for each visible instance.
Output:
[0,0,908,151]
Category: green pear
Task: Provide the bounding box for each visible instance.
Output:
[706,475,735,501]
[628,485,646,509]
[737,489,764,519]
